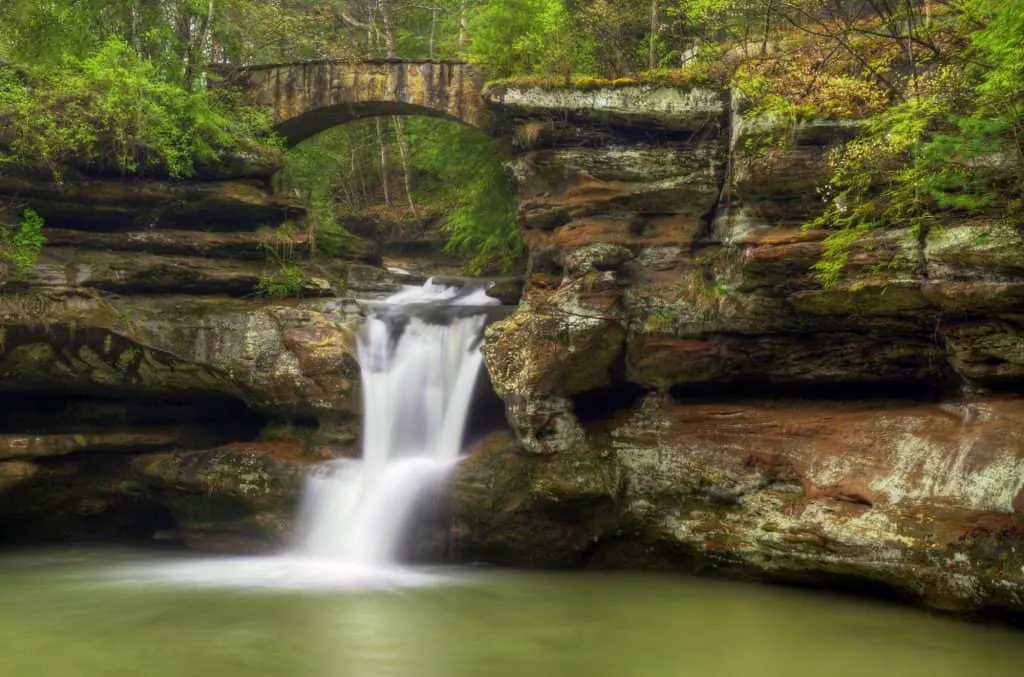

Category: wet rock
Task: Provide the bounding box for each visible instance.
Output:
[0,294,361,421]
[451,432,621,566]
[42,228,311,261]
[939,319,1024,385]
[346,263,403,294]
[514,144,726,233]
[0,431,182,461]
[0,169,371,552]
[484,278,525,305]
[484,305,626,401]
[461,82,1024,620]
[625,331,948,392]
[485,85,727,133]
[926,220,1024,280]
[35,248,267,296]
[132,443,310,553]
[453,395,1024,615]
[0,461,39,493]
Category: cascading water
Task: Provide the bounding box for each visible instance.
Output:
[120,276,499,589]
[298,280,497,565]
[119,279,496,590]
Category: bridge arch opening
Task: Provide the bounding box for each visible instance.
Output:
[232,60,497,148]
[275,101,480,148]
[277,113,522,276]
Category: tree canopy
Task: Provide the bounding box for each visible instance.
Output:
[1,0,1022,278]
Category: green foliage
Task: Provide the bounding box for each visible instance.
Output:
[258,420,317,448]
[0,39,281,180]
[256,263,305,299]
[464,0,589,78]
[3,0,1021,284]
[255,221,307,299]
[404,119,522,274]
[281,117,521,274]
[464,0,668,78]
[643,308,677,333]
[808,0,1024,286]
[0,208,46,282]
[676,268,728,321]
[277,127,356,258]
[0,0,360,80]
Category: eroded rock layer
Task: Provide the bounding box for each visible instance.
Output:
[0,176,365,551]
[452,84,1024,616]
[3,80,1024,618]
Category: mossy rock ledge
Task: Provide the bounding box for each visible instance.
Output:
[0,171,363,552]
[452,84,1024,619]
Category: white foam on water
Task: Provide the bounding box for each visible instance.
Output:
[109,555,448,591]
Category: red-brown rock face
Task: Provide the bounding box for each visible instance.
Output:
[455,395,1024,614]
[460,85,1024,616]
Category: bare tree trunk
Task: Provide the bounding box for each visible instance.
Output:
[367,0,380,56]
[180,0,215,90]
[458,0,469,49]
[903,0,920,97]
[392,117,418,216]
[377,0,397,57]
[761,0,773,57]
[351,143,367,209]
[198,0,216,86]
[648,0,660,70]
[130,1,140,50]
[376,118,392,207]
[336,0,377,56]
[429,4,438,58]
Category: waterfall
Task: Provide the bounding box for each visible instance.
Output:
[298,280,497,564]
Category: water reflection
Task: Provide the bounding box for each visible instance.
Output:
[0,551,1021,677]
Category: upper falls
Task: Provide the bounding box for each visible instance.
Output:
[298,280,497,564]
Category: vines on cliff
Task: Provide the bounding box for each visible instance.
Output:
[807,0,1024,286]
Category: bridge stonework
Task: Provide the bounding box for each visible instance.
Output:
[230,60,493,145]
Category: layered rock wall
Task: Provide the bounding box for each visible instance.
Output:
[0,174,366,550]
[3,79,1024,616]
[453,84,1024,616]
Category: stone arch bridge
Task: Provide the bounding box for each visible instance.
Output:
[228,59,494,146]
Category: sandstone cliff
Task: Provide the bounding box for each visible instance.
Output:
[452,84,1024,617]
[0,173,371,551]
[2,81,1024,619]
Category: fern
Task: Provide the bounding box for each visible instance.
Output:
[0,209,46,282]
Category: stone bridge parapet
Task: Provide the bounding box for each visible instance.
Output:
[229,59,493,145]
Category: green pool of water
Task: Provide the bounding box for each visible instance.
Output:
[0,549,1020,677]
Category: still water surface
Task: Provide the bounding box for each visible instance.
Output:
[0,549,1021,677]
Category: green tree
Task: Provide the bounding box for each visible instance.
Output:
[280,116,521,273]
[0,38,280,180]
[463,0,585,77]
[808,0,1024,286]
[404,118,522,273]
